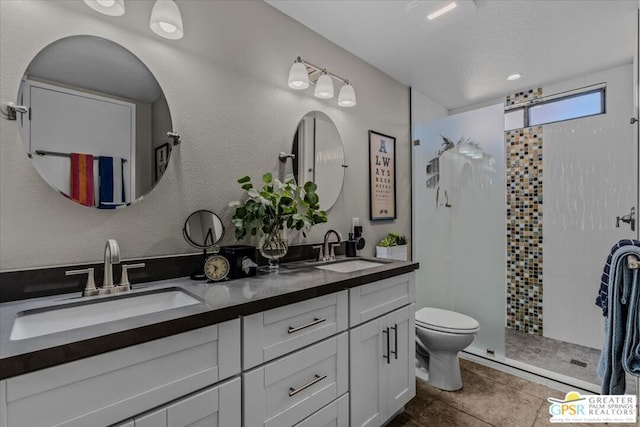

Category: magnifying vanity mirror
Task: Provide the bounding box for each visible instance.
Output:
[289,111,345,211]
[183,210,225,249]
[16,35,174,209]
[183,210,227,281]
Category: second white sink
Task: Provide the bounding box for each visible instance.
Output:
[315,260,384,273]
[10,288,202,341]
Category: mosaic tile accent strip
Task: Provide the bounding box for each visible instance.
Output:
[505,88,542,107]
[506,125,543,335]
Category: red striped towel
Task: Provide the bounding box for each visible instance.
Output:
[70,153,94,207]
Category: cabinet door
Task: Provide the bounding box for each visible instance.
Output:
[384,304,416,422]
[349,316,387,427]
[166,377,241,427]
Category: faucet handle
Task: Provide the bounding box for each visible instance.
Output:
[119,263,146,290]
[66,268,98,297]
[312,245,323,261]
[329,243,341,260]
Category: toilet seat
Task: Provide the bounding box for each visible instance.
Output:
[416,307,479,334]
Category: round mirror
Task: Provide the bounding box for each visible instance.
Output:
[290,111,345,211]
[17,36,174,209]
[183,210,225,249]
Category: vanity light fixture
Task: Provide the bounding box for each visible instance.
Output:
[507,73,522,81]
[338,82,357,107]
[314,70,334,99]
[288,57,356,107]
[427,2,457,20]
[83,0,125,16]
[150,0,184,40]
[288,57,310,89]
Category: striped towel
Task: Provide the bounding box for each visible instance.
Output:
[596,239,640,317]
[98,156,125,209]
[70,153,94,207]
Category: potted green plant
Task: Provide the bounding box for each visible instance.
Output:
[229,173,328,268]
[376,232,408,261]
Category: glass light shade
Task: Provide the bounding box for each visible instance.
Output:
[314,73,334,99]
[288,61,309,90]
[84,0,125,16]
[150,0,184,40]
[338,83,356,107]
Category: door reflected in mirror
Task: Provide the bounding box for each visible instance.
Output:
[17,35,174,209]
[290,111,345,211]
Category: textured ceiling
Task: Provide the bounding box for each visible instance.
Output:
[266,0,638,111]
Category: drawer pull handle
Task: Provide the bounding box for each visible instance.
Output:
[288,317,327,334]
[288,373,327,397]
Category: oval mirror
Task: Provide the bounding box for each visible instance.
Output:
[183,210,225,249]
[17,35,174,209]
[290,111,345,211]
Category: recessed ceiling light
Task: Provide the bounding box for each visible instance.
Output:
[507,73,522,81]
[427,2,457,21]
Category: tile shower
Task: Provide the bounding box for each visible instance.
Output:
[413,63,636,392]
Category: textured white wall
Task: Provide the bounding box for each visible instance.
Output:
[543,64,634,349]
[0,0,410,270]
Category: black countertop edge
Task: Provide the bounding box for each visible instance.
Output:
[0,261,419,380]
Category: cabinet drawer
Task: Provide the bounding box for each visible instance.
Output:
[244,291,348,369]
[134,377,241,427]
[349,273,415,327]
[294,393,349,427]
[244,332,348,427]
[4,319,241,427]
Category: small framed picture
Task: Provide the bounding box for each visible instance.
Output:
[155,143,170,181]
[369,130,396,221]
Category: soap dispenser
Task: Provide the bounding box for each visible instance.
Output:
[346,233,357,257]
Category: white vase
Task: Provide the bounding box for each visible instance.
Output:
[376,245,407,261]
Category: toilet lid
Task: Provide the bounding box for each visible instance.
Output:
[415,307,479,333]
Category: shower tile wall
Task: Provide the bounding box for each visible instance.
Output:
[505,88,542,106]
[506,120,544,335]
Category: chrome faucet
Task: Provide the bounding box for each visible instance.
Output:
[103,239,121,290]
[66,239,145,296]
[322,230,342,261]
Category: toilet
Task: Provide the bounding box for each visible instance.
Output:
[415,307,480,391]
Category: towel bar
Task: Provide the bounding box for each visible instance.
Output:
[33,150,127,162]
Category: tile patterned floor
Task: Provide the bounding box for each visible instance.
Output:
[387,359,638,427]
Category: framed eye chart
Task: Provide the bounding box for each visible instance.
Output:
[369,130,396,221]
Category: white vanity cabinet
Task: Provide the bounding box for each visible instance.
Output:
[0,320,241,427]
[349,274,416,427]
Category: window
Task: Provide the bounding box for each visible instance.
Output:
[504,86,605,131]
[504,108,524,131]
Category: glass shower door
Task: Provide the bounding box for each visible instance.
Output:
[412,103,506,358]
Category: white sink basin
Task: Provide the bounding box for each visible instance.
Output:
[315,260,384,273]
[10,289,202,341]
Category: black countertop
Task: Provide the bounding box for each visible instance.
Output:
[0,257,418,380]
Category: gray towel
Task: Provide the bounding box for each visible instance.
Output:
[600,245,640,395]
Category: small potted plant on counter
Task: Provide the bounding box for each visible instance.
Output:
[376,232,408,261]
